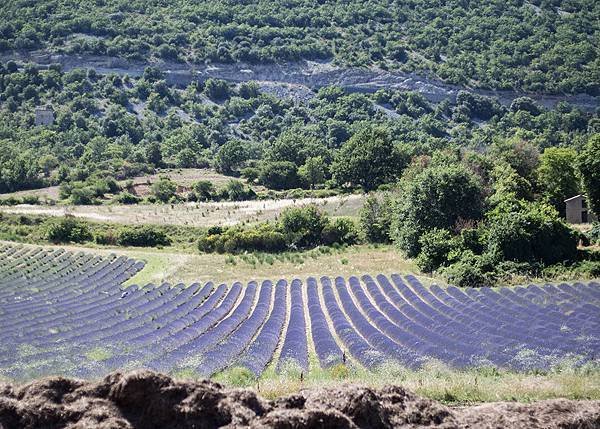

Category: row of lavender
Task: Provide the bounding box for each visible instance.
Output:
[1,245,599,381]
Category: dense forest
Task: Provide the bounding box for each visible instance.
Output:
[0,0,598,94]
[0,61,598,199]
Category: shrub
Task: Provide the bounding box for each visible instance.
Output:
[587,222,600,245]
[280,205,328,249]
[95,230,118,245]
[258,161,300,190]
[416,228,457,272]
[45,216,92,243]
[441,251,497,288]
[117,226,171,247]
[198,224,287,253]
[392,163,484,257]
[321,218,359,246]
[192,180,216,202]
[151,177,177,203]
[359,194,393,243]
[115,192,141,204]
[485,201,578,265]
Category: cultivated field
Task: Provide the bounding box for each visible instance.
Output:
[0,194,365,227]
[1,243,598,402]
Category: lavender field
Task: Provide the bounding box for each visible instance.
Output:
[1,244,598,382]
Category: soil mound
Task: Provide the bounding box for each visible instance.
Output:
[0,370,598,428]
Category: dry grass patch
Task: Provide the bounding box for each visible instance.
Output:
[0,194,365,227]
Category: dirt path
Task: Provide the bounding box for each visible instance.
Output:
[2,52,598,111]
[1,370,598,428]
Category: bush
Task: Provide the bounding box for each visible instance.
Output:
[258,161,300,190]
[192,180,216,202]
[151,178,177,203]
[392,164,484,257]
[115,192,141,204]
[45,216,92,243]
[485,201,578,265]
[198,224,287,253]
[280,205,329,249]
[95,230,118,245]
[117,226,171,247]
[441,251,497,288]
[359,194,392,243]
[587,222,600,245]
[321,218,359,246]
[416,228,457,273]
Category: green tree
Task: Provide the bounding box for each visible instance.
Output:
[192,180,216,201]
[258,161,300,190]
[215,140,247,174]
[331,125,406,191]
[485,200,578,265]
[279,205,329,249]
[203,78,230,100]
[298,156,326,189]
[577,134,600,215]
[45,216,92,243]
[536,147,579,216]
[151,177,177,202]
[358,193,393,243]
[392,164,484,257]
[146,141,163,167]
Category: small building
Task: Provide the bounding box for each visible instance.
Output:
[34,107,54,126]
[565,194,597,224]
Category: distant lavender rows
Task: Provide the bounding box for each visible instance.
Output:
[1,244,599,381]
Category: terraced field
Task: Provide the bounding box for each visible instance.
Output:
[1,244,599,382]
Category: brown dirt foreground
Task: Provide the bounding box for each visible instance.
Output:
[0,371,599,429]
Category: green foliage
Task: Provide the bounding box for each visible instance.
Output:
[298,156,326,189]
[280,205,329,249]
[1,0,598,93]
[221,180,256,202]
[203,78,231,101]
[488,164,533,207]
[484,201,578,265]
[45,216,92,243]
[331,125,407,191]
[215,140,248,174]
[536,147,579,216]
[587,223,600,245]
[191,180,216,202]
[321,218,359,246]
[441,251,497,288]
[151,177,177,203]
[258,161,300,190]
[577,134,600,215]
[198,223,287,254]
[358,193,393,243]
[115,191,141,205]
[198,204,357,253]
[416,228,457,273]
[392,163,484,257]
[489,137,540,183]
[116,225,171,247]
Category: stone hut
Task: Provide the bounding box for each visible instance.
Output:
[35,106,54,126]
[565,194,597,224]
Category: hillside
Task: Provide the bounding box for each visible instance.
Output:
[0,0,599,94]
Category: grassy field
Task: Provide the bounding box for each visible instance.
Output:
[0,240,423,286]
[0,194,365,227]
[211,361,600,404]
